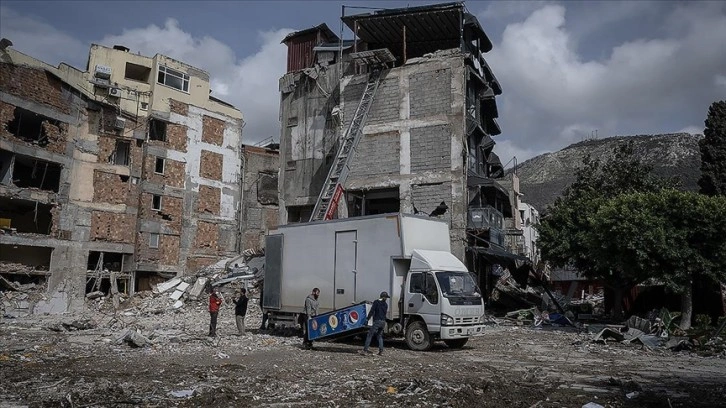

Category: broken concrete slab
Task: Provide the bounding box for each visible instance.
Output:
[169,290,184,301]
[116,328,150,348]
[173,300,184,309]
[187,277,208,300]
[176,282,190,292]
[155,278,182,294]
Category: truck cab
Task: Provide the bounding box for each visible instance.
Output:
[401,250,485,350]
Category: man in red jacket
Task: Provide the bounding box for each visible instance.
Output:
[208,288,224,337]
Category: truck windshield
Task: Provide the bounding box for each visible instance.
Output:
[435,271,480,298]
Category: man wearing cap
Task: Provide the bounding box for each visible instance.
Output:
[359,291,389,356]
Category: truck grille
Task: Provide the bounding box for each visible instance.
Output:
[454,317,478,325]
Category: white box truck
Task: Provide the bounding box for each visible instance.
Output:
[262,213,486,350]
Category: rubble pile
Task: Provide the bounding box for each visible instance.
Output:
[1,274,49,318]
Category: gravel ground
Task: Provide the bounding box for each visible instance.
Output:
[1,296,725,408]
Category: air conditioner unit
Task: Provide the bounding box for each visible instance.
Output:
[94,64,112,79]
[114,117,126,130]
[108,87,122,98]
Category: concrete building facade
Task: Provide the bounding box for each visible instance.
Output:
[0,42,244,312]
[277,3,522,296]
[239,144,280,252]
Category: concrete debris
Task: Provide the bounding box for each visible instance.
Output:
[582,403,604,408]
[154,277,182,294]
[116,328,150,348]
[188,277,208,300]
[169,389,195,398]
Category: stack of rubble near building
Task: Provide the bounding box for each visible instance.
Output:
[277,2,526,300]
[0,42,245,314]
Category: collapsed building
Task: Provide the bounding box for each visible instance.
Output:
[0,43,244,313]
[276,2,530,301]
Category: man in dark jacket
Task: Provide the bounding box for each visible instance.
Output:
[359,291,389,356]
[233,288,249,335]
[208,288,224,337]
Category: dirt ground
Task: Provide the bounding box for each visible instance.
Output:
[2,302,726,408]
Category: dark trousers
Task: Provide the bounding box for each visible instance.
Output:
[364,320,385,352]
[209,311,219,337]
[302,314,313,348]
[260,312,269,330]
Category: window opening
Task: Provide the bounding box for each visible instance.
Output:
[149,119,167,141]
[124,62,151,82]
[157,66,189,92]
[154,157,165,174]
[112,140,130,166]
[6,107,61,147]
[152,194,162,211]
[149,233,160,248]
[140,102,148,111]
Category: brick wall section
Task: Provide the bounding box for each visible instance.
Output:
[194,221,219,252]
[412,181,452,223]
[139,192,183,233]
[144,156,185,188]
[200,150,223,181]
[367,78,400,125]
[202,115,224,146]
[410,68,452,119]
[166,123,188,152]
[410,125,452,173]
[137,232,180,265]
[0,64,70,114]
[186,257,217,274]
[90,212,135,243]
[41,121,68,155]
[169,99,189,116]
[0,101,15,135]
[97,135,115,163]
[349,131,400,177]
[342,79,365,130]
[197,185,220,215]
[93,170,131,205]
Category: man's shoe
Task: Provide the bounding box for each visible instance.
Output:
[377,350,384,356]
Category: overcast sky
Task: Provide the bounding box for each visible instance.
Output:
[2,1,724,163]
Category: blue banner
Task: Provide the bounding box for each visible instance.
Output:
[307,302,371,341]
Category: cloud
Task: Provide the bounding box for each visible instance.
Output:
[0,6,87,68]
[484,3,726,162]
[99,20,293,143]
[677,126,704,135]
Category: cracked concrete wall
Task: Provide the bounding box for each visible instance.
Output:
[278,53,468,258]
[137,100,242,275]
[240,146,279,251]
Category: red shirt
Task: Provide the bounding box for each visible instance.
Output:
[209,293,222,312]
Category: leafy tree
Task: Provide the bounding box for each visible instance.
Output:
[590,191,726,329]
[698,100,726,196]
[538,141,678,318]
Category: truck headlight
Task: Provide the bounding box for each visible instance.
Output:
[441,314,454,326]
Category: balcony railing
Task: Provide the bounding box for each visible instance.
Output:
[467,206,503,230]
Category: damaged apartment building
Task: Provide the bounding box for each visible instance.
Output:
[278,2,528,298]
[0,42,244,313]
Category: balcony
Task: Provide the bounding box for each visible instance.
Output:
[467,206,503,230]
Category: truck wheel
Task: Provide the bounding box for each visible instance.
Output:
[444,338,469,349]
[405,321,432,351]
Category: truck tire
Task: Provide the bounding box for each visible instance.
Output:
[444,338,469,349]
[405,321,432,351]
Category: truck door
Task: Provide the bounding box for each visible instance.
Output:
[334,230,357,309]
[405,272,441,329]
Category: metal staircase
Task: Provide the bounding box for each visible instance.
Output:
[309,49,395,222]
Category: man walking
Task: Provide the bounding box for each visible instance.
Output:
[359,291,389,356]
[208,288,224,337]
[302,287,320,350]
[233,288,249,335]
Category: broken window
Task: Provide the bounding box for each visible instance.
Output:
[0,197,53,234]
[154,157,165,174]
[149,233,160,248]
[347,188,399,217]
[149,119,167,141]
[257,172,279,205]
[152,194,162,211]
[124,62,151,82]
[10,154,62,192]
[287,205,313,224]
[111,140,130,166]
[140,102,148,111]
[6,107,62,147]
[0,149,13,185]
[157,66,189,92]
[0,244,52,286]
